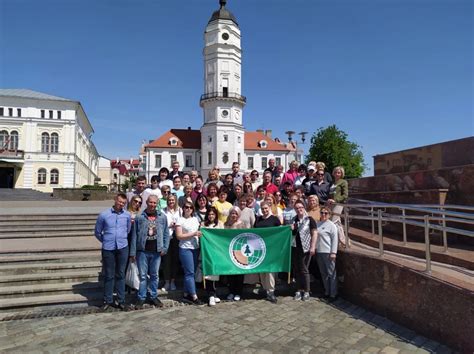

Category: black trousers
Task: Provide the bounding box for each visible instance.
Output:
[228,275,244,296]
[292,246,312,292]
[162,236,179,281]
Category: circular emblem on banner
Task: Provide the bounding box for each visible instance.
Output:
[229,232,266,270]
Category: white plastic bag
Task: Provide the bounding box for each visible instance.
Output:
[125,262,140,290]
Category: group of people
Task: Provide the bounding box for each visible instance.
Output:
[94,159,349,310]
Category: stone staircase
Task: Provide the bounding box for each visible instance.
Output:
[0,214,104,312]
[0,188,62,201]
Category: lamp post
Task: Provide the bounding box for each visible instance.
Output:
[285,131,308,164]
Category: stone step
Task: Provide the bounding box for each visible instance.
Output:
[0,292,104,311]
[0,281,102,298]
[0,261,102,275]
[0,220,96,227]
[0,270,100,287]
[0,225,94,233]
[0,214,98,221]
[0,231,94,239]
[0,236,101,254]
[0,251,102,264]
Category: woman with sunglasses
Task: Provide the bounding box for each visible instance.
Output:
[316,206,338,301]
[178,183,194,209]
[175,202,204,305]
[158,186,171,211]
[309,169,330,205]
[291,200,317,301]
[201,207,224,306]
[161,194,181,292]
[274,191,286,210]
[242,181,253,196]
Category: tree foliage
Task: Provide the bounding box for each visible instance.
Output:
[305,125,366,179]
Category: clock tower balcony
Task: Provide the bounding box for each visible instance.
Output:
[200,91,246,107]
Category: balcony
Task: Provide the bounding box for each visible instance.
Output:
[0,149,24,160]
[200,91,247,106]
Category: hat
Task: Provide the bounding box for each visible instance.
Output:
[308,165,316,171]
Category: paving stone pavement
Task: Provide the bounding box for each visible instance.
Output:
[0,296,452,353]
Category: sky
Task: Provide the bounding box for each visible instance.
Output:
[1,0,472,176]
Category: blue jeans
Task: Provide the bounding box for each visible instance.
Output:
[179,247,199,296]
[102,246,128,304]
[137,251,162,301]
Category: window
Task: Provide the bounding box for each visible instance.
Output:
[261,157,268,169]
[49,110,53,119]
[248,156,254,169]
[170,154,177,164]
[169,138,178,146]
[238,152,241,164]
[223,87,228,97]
[259,140,267,148]
[57,111,61,119]
[0,108,3,116]
[208,151,212,165]
[223,134,228,142]
[17,109,21,117]
[41,133,50,153]
[0,130,8,149]
[275,157,281,166]
[208,136,212,142]
[8,108,13,116]
[185,155,193,168]
[38,168,47,184]
[238,136,241,143]
[155,155,162,168]
[222,152,229,164]
[41,110,45,118]
[50,169,59,184]
[50,133,59,153]
[9,131,18,150]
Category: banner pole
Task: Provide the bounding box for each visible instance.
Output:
[203,276,206,290]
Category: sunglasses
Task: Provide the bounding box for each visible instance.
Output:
[133,200,142,204]
[184,206,193,210]
[162,191,170,194]
[317,174,324,176]
[320,211,329,215]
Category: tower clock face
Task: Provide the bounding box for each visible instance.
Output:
[222,110,229,117]
[222,33,229,40]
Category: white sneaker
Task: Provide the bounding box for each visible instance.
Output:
[233,295,241,301]
[209,296,216,306]
[294,291,302,301]
[214,297,221,303]
[227,293,234,301]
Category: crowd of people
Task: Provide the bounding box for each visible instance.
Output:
[94,159,349,310]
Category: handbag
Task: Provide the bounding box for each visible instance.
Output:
[125,262,140,290]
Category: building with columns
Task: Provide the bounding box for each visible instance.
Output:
[0,89,99,191]
[143,0,295,179]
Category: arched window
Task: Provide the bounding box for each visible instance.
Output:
[0,130,8,149]
[50,133,59,153]
[50,169,59,185]
[38,168,47,184]
[41,133,50,153]
[9,131,18,150]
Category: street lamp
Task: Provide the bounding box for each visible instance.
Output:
[285,131,308,163]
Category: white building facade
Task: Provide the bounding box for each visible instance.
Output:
[0,89,99,192]
[143,1,293,179]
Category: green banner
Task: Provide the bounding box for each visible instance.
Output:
[201,226,292,275]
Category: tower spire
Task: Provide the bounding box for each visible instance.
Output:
[219,0,227,8]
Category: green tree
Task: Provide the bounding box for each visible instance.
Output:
[305,125,366,178]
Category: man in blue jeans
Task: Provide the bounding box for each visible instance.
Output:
[129,195,169,308]
[95,193,131,311]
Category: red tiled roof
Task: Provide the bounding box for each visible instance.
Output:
[145,129,291,152]
[244,131,291,151]
[146,129,201,149]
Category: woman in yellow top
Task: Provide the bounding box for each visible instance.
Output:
[212,187,233,224]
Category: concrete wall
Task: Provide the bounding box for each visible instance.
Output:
[53,188,115,201]
[339,251,474,352]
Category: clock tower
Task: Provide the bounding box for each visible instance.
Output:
[200,0,246,177]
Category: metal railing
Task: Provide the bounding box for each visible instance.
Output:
[0,149,24,159]
[339,199,474,274]
[200,91,247,103]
